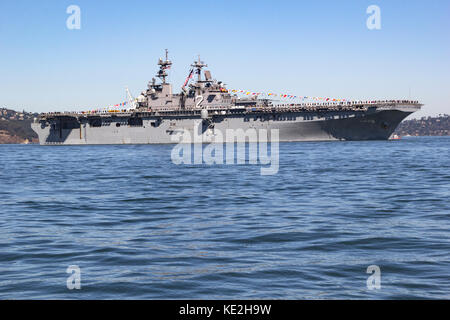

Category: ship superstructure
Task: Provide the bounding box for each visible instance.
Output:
[32,51,422,145]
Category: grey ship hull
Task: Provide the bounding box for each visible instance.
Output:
[31,105,417,145]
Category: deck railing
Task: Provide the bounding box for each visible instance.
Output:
[38,100,421,118]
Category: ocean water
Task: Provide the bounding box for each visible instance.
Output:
[0,136,449,299]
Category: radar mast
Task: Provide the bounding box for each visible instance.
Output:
[156,49,172,84]
[191,55,207,83]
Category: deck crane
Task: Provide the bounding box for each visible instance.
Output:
[125,87,138,111]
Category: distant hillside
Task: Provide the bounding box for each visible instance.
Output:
[394,115,450,137]
[0,108,39,144]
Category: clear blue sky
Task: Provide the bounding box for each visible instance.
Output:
[0,0,449,117]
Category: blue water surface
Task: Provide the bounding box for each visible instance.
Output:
[0,137,449,299]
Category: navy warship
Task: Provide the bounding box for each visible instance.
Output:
[32,50,422,145]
